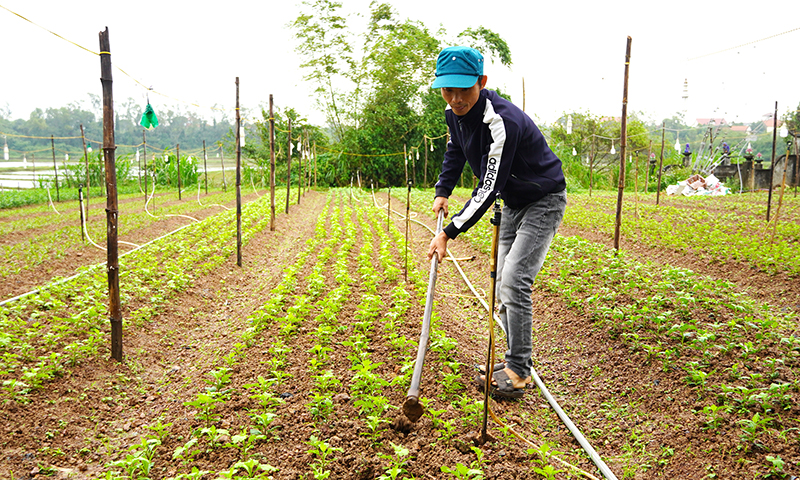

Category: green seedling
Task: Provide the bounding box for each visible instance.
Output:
[765,455,786,478]
[378,443,412,480]
[308,392,334,421]
[144,418,172,443]
[441,463,484,479]
[307,435,342,479]
[362,415,389,445]
[183,392,223,426]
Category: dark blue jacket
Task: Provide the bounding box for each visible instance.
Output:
[435,89,566,239]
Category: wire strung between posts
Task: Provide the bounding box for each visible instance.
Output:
[366,187,608,480]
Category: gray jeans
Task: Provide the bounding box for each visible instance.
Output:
[496,190,567,380]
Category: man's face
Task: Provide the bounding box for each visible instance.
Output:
[440,76,487,116]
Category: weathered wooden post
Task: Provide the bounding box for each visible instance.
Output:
[99,27,122,362]
[767,102,778,222]
[78,186,85,243]
[220,145,227,192]
[656,122,665,205]
[269,95,276,231]
[235,77,242,267]
[202,140,208,194]
[613,36,632,253]
[51,135,60,201]
[286,118,292,214]
[176,143,182,200]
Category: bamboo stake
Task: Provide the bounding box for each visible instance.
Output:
[297,130,302,205]
[286,118,292,214]
[31,153,36,186]
[220,145,227,192]
[656,122,665,205]
[269,95,276,231]
[313,141,317,189]
[203,140,208,194]
[99,27,122,362]
[388,186,391,232]
[634,153,639,218]
[794,136,798,197]
[613,36,632,253]
[80,124,90,217]
[767,101,778,222]
[404,144,408,186]
[235,77,242,267]
[51,135,60,202]
[142,131,148,207]
[405,180,411,282]
[589,130,594,197]
[78,186,85,243]
[176,143,182,200]
[645,140,652,194]
[423,136,429,187]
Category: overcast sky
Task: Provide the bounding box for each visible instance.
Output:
[1,0,799,128]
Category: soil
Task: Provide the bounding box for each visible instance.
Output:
[1,188,798,479]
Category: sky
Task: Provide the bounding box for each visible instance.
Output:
[1,0,799,129]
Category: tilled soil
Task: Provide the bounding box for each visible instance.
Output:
[1,188,798,479]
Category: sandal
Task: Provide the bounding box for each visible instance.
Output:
[473,369,528,399]
[474,361,506,375]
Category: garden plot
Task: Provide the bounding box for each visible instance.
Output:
[1,187,798,479]
[0,189,261,302]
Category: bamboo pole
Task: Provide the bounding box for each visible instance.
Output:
[51,135,60,202]
[423,136,429,187]
[220,145,227,192]
[80,124,90,217]
[142,131,148,206]
[656,122,665,205]
[313,141,317,189]
[203,140,208,194]
[589,130,594,197]
[297,131,302,205]
[235,77,242,267]
[634,153,639,218]
[269,95,276,231]
[176,143,182,200]
[767,101,778,222]
[388,186,391,232]
[613,36,632,253]
[405,180,411,282]
[99,27,122,362]
[645,140,652,194]
[794,136,799,197]
[286,118,292,214]
[78,186,85,243]
[404,144,408,186]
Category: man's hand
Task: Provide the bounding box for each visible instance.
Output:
[427,231,449,263]
[432,196,449,218]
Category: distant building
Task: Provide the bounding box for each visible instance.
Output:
[763,118,783,133]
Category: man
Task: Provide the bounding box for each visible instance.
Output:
[426,46,567,399]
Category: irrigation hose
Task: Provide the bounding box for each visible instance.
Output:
[46,187,61,215]
[367,187,614,480]
[145,174,200,223]
[196,180,231,210]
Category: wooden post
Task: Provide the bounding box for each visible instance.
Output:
[767,102,778,222]
[235,77,242,267]
[589,130,595,197]
[176,143,182,200]
[202,140,208,194]
[405,180,411,282]
[99,27,122,362]
[423,136,429,187]
[269,95,276,231]
[78,186,85,243]
[286,118,292,214]
[770,143,790,246]
[656,122,665,205]
[613,36,632,253]
[645,140,652,194]
[387,186,391,232]
[403,144,408,186]
[80,124,90,217]
[794,136,799,197]
[51,135,60,202]
[142,131,148,206]
[634,152,639,218]
[31,153,36,185]
[313,141,317,189]
[297,132,302,205]
[220,145,227,192]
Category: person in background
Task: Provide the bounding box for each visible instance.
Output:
[427,46,567,399]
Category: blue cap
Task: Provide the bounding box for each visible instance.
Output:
[431,46,484,89]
